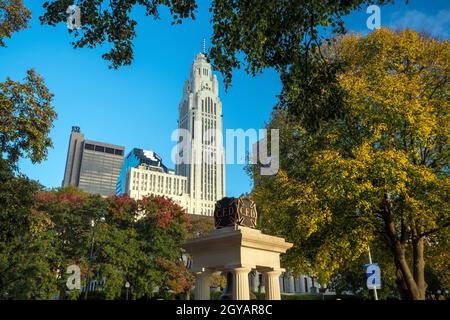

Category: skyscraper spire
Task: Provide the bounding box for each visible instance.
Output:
[202,38,206,54]
[176,52,225,215]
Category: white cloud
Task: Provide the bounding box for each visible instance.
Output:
[389,9,450,38]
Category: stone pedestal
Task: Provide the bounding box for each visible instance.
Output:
[183,225,293,300]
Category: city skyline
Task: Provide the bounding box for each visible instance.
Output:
[0,0,448,304]
[1,0,448,197]
[113,52,226,216]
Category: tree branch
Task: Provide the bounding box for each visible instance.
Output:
[419,220,450,238]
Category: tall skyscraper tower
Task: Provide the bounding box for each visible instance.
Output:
[176,52,226,215]
[62,126,125,197]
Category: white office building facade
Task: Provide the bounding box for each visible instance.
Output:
[126,165,190,210]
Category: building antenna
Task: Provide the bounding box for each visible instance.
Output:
[202,38,206,54]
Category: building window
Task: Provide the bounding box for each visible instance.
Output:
[95,145,105,152]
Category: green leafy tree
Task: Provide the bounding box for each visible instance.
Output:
[32,187,107,299]
[0,48,57,299]
[209,0,396,88]
[328,240,400,300]
[40,0,198,68]
[0,160,58,299]
[250,29,449,300]
[38,1,398,80]
[0,69,56,166]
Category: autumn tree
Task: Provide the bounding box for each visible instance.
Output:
[0,0,30,47]
[136,195,192,298]
[250,29,449,300]
[30,191,192,300]
[32,187,108,299]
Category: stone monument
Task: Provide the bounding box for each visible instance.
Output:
[183,196,293,300]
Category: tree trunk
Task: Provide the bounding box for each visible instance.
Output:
[391,243,421,300]
[380,196,422,300]
[394,264,409,300]
[412,237,426,299]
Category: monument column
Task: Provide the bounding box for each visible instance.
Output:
[299,274,306,293]
[287,272,295,293]
[231,267,252,300]
[264,270,283,300]
[295,277,302,293]
[194,270,211,300]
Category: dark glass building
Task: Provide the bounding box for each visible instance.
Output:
[116,148,168,195]
[62,126,125,197]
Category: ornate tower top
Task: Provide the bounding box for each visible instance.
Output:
[189,48,218,96]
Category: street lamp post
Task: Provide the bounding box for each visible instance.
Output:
[84,219,96,300]
[125,281,130,300]
[84,217,105,300]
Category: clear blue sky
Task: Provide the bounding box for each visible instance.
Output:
[1,1,448,196]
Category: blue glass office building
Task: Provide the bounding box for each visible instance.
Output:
[116,148,169,195]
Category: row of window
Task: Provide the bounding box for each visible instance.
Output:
[200,160,219,201]
[201,97,217,115]
[198,67,209,76]
[84,143,124,156]
[130,171,187,195]
[200,202,216,216]
[201,117,217,145]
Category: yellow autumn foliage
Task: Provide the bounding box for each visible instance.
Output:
[251,28,449,288]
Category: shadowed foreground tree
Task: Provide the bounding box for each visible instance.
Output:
[38,1,397,81]
[40,0,198,68]
[0,160,58,299]
[250,29,449,300]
